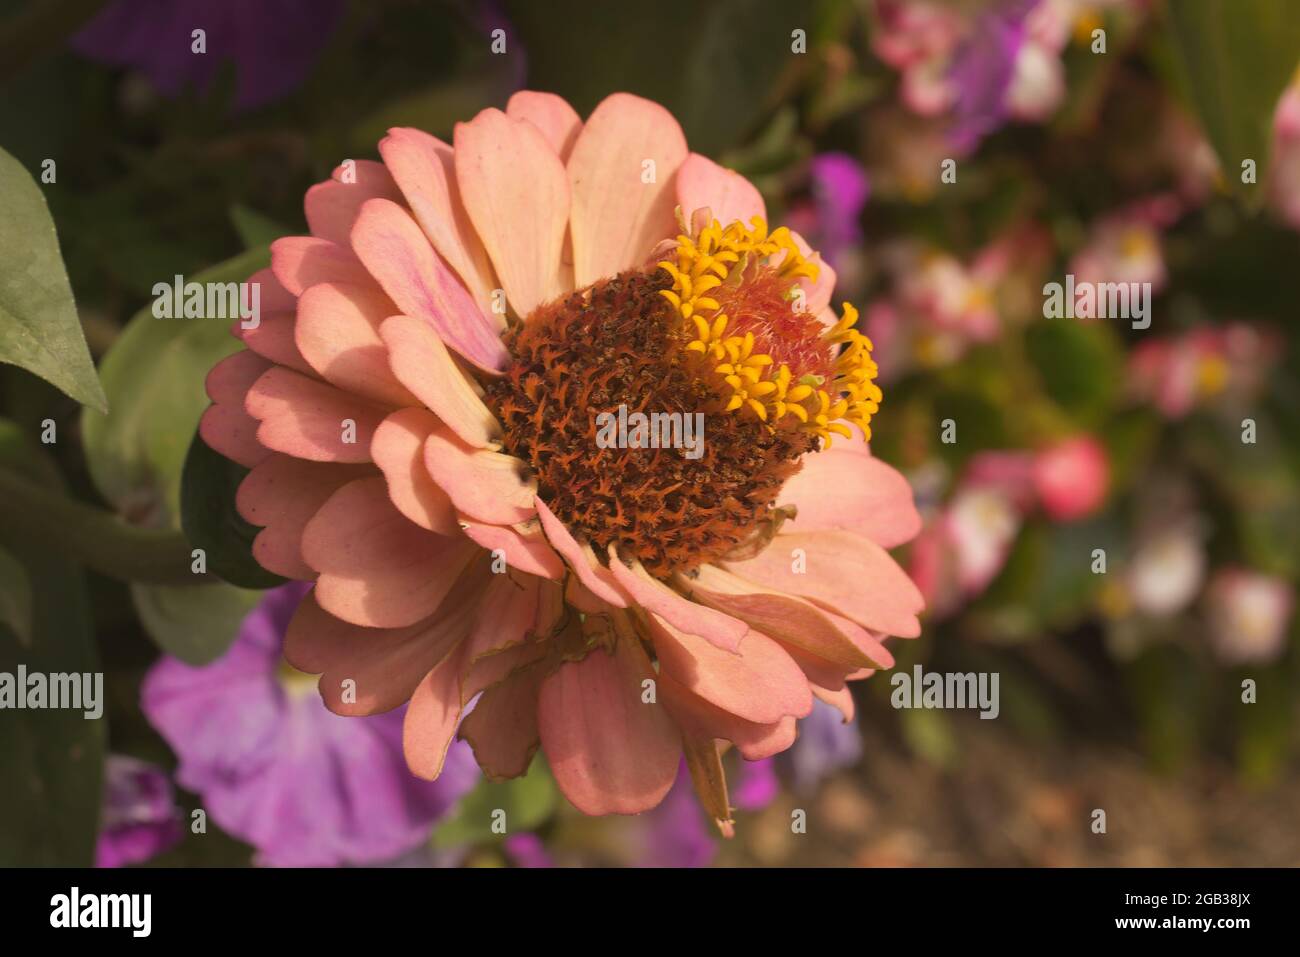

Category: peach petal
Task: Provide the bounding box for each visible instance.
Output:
[645,614,811,724]
[458,666,544,781]
[458,572,542,687]
[371,409,458,535]
[676,153,765,229]
[606,550,747,653]
[792,231,835,316]
[295,282,418,407]
[403,647,469,780]
[284,589,476,717]
[378,128,499,325]
[423,425,536,525]
[200,350,273,468]
[234,268,312,373]
[235,454,370,580]
[245,366,388,463]
[538,640,680,815]
[270,236,369,296]
[378,315,501,448]
[305,160,404,246]
[659,672,798,762]
[300,476,479,627]
[814,684,856,723]
[454,108,570,317]
[506,90,582,160]
[779,447,922,548]
[534,499,628,607]
[460,519,565,580]
[721,530,924,638]
[567,92,687,286]
[351,198,507,372]
[678,564,889,670]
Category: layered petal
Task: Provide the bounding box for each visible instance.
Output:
[370,408,458,535]
[423,426,537,525]
[270,236,369,296]
[779,448,922,548]
[352,198,507,373]
[295,281,418,407]
[245,366,389,463]
[200,349,273,468]
[506,90,582,161]
[676,153,765,228]
[300,476,479,627]
[454,108,570,317]
[378,315,501,448]
[305,159,404,247]
[567,92,687,285]
[721,531,923,638]
[538,639,680,815]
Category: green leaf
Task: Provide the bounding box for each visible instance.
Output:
[180,432,286,589]
[0,542,32,647]
[0,145,107,412]
[81,247,269,526]
[432,762,557,849]
[132,581,261,666]
[0,418,104,866]
[1164,0,1300,193]
[229,205,291,250]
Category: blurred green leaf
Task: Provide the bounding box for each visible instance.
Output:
[433,762,557,849]
[0,145,107,412]
[230,206,291,250]
[0,418,103,866]
[81,247,269,526]
[1024,320,1123,426]
[180,433,285,590]
[0,543,32,647]
[131,581,261,666]
[1164,0,1300,194]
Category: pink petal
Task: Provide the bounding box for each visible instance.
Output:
[300,476,480,627]
[371,408,458,535]
[538,640,681,815]
[377,129,500,327]
[378,315,502,448]
[404,647,470,780]
[605,549,748,653]
[534,498,628,607]
[567,92,687,286]
[270,236,368,296]
[454,108,570,317]
[506,90,582,160]
[659,672,797,761]
[422,425,536,525]
[675,152,765,228]
[721,531,924,638]
[646,614,811,724]
[679,563,891,670]
[814,684,856,723]
[460,518,565,580]
[245,366,389,463]
[779,448,922,548]
[235,454,370,580]
[296,281,418,407]
[234,268,313,374]
[200,350,272,468]
[305,160,404,246]
[285,588,477,717]
[351,198,508,372]
[459,667,544,780]
[459,573,553,701]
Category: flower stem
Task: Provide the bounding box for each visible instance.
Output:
[0,466,199,584]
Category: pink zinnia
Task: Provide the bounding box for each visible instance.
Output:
[199,91,924,831]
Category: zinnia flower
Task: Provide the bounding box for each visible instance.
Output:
[199,91,924,830]
[142,583,477,866]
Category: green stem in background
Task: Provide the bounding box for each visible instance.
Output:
[0,466,200,585]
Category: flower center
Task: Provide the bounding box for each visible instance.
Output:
[483,213,883,578]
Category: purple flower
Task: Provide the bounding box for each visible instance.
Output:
[947,0,1039,152]
[805,153,871,269]
[71,0,346,111]
[141,583,478,867]
[785,698,862,796]
[95,755,184,868]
